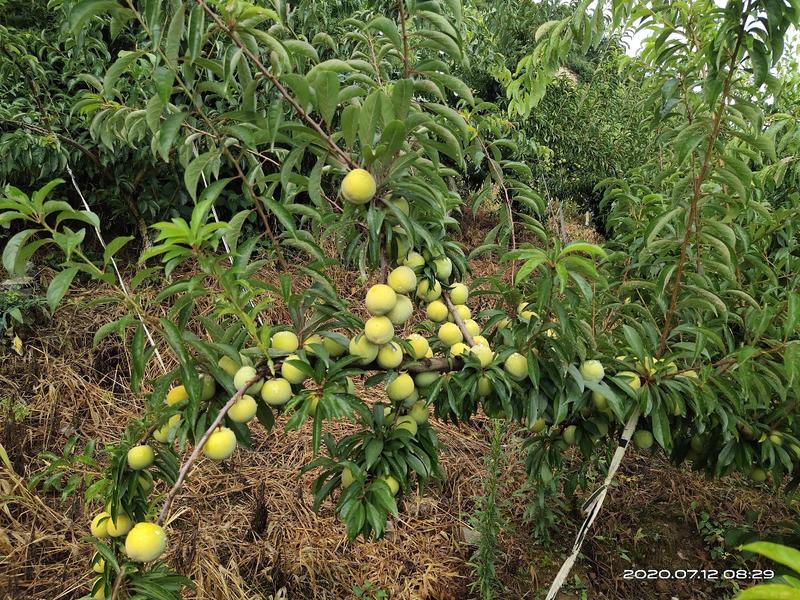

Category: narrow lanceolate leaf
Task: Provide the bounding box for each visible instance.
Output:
[368,16,402,51]
[161,319,202,420]
[645,206,685,247]
[165,2,186,66]
[186,5,205,64]
[46,267,79,313]
[261,196,297,235]
[103,236,134,266]
[68,0,124,32]
[786,341,800,392]
[144,0,163,45]
[130,322,147,393]
[158,112,187,162]
[184,151,216,202]
[103,51,143,96]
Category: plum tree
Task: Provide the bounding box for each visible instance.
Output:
[1,0,798,597]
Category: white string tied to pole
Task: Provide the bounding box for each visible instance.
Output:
[65,164,168,373]
[544,408,641,600]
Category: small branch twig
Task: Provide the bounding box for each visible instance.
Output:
[110,565,126,600]
[379,241,388,280]
[0,118,102,168]
[442,291,475,346]
[226,147,289,271]
[397,0,412,78]
[156,370,266,525]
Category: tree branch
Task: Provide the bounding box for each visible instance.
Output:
[110,565,126,600]
[442,291,475,347]
[227,147,289,271]
[195,0,358,170]
[656,8,749,355]
[0,118,102,168]
[397,0,412,78]
[157,369,267,525]
[153,351,461,525]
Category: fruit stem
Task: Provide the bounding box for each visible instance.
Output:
[442,291,476,347]
[156,370,267,525]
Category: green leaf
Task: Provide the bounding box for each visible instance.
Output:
[31,179,65,208]
[359,89,383,149]
[262,196,296,234]
[645,206,684,246]
[187,5,205,64]
[130,321,148,393]
[144,0,163,44]
[146,94,165,134]
[46,267,79,313]
[103,51,143,96]
[673,122,707,163]
[427,72,475,106]
[158,112,186,162]
[392,79,414,120]
[622,324,645,357]
[368,16,402,51]
[103,236,133,266]
[92,542,120,574]
[93,316,133,347]
[2,229,36,275]
[161,320,202,421]
[341,105,360,148]
[364,439,383,469]
[378,120,407,158]
[736,584,800,600]
[184,151,216,202]
[786,341,800,391]
[313,70,340,126]
[68,0,126,32]
[165,3,185,66]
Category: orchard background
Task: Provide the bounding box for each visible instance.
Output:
[1,0,800,599]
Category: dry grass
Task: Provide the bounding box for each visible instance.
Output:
[1,211,797,600]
